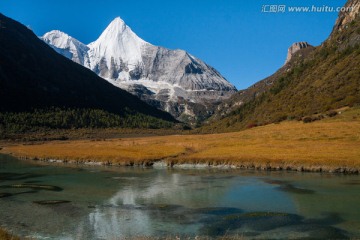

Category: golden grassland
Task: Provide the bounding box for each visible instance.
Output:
[1,108,360,171]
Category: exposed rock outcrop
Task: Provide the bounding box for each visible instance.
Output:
[285,42,312,65]
[332,0,360,33]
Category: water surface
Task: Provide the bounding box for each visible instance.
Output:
[0,154,359,239]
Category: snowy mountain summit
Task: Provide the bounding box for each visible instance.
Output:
[41,17,237,122]
[42,30,89,65]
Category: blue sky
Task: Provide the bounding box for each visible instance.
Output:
[0,0,346,89]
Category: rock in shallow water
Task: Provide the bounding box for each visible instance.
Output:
[259,224,348,239]
[199,211,349,238]
[200,212,302,236]
[33,200,71,205]
[278,184,315,194]
[0,192,12,198]
[0,184,63,191]
[0,172,44,181]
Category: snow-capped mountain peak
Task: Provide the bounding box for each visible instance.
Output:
[41,17,237,122]
[87,17,148,74]
[102,17,127,35]
[41,30,89,65]
[42,30,73,49]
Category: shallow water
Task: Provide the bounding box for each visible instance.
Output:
[0,154,360,239]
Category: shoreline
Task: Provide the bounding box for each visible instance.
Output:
[8,154,360,174]
[2,115,360,175]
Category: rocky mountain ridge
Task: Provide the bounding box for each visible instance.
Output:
[41,17,237,123]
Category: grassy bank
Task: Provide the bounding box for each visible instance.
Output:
[1,108,360,172]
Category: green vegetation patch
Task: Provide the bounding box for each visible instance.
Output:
[0,107,175,138]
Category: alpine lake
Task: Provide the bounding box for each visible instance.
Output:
[1,154,360,239]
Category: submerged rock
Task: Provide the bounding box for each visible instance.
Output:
[342,180,360,185]
[278,184,315,194]
[0,192,12,198]
[0,183,63,191]
[262,178,315,194]
[0,190,37,198]
[263,224,349,239]
[199,209,350,238]
[33,200,71,205]
[262,179,289,185]
[0,172,44,181]
[195,207,243,216]
[200,212,303,236]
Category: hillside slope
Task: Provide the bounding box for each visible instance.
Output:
[203,0,360,132]
[0,13,176,131]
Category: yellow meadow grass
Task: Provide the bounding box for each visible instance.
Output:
[2,109,360,169]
